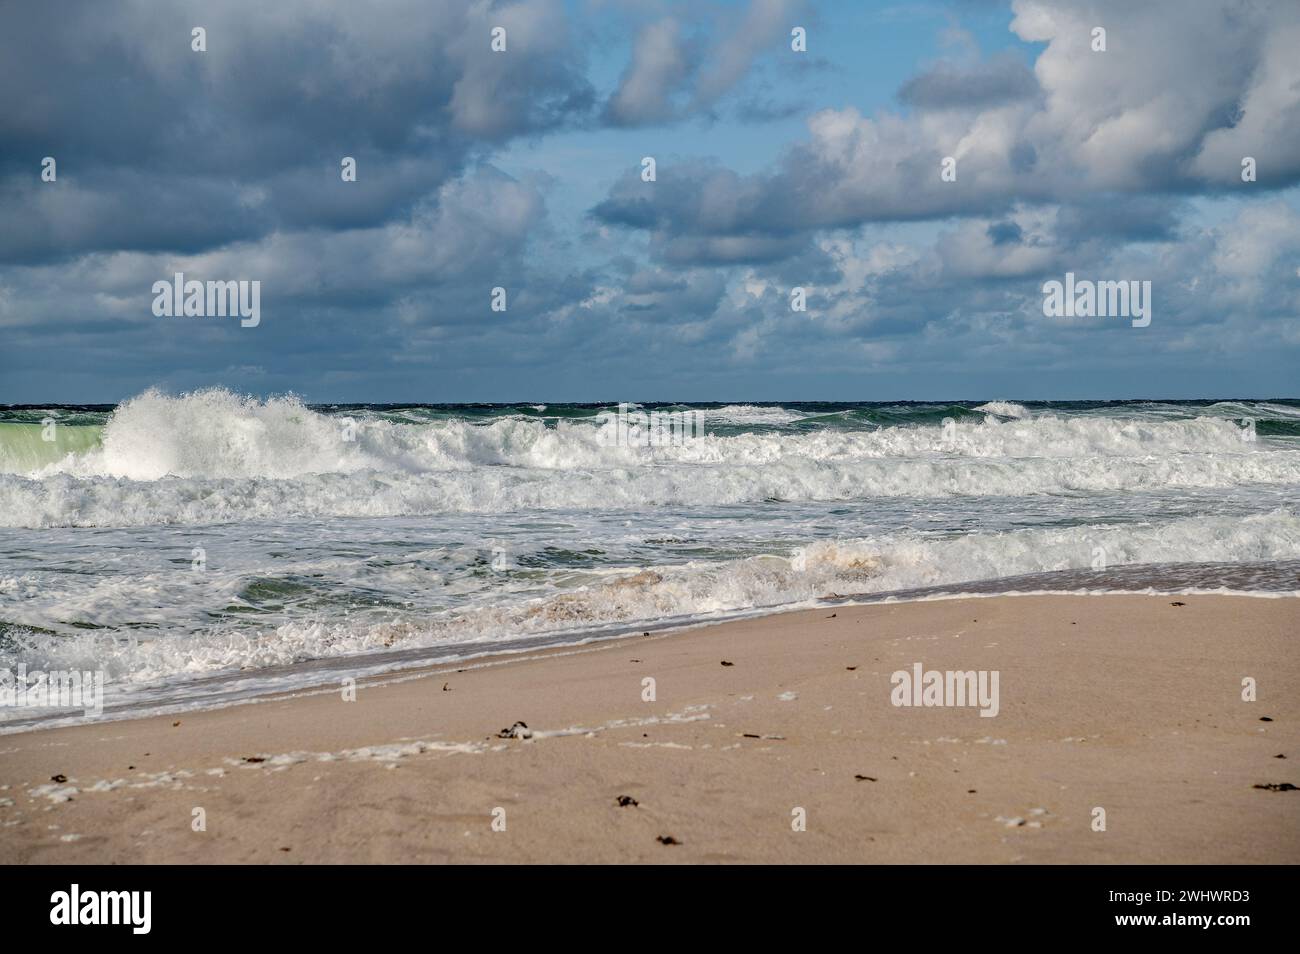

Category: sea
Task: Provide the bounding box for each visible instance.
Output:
[1,388,1297,729]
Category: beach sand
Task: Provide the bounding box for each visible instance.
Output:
[1,594,1296,864]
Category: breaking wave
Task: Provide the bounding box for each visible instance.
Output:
[2,388,1298,528]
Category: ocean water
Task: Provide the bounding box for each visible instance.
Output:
[1,389,1298,728]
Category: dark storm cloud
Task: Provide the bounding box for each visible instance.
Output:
[0,0,594,263]
[589,148,1016,264]
[617,268,727,319]
[897,53,1039,110]
[1055,197,1186,245]
[592,158,807,241]
[0,170,269,264]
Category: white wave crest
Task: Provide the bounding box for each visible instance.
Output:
[974,401,1031,419]
[3,388,1298,527]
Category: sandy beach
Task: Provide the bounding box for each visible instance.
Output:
[1,593,1296,864]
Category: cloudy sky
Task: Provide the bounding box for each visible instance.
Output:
[1,0,1298,403]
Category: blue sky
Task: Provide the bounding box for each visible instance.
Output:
[1,0,1297,403]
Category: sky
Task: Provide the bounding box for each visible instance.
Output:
[1,0,1298,404]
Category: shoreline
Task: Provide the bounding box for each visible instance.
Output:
[1,593,1296,863]
[7,562,1298,734]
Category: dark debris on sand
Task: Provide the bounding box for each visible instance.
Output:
[497,721,532,739]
